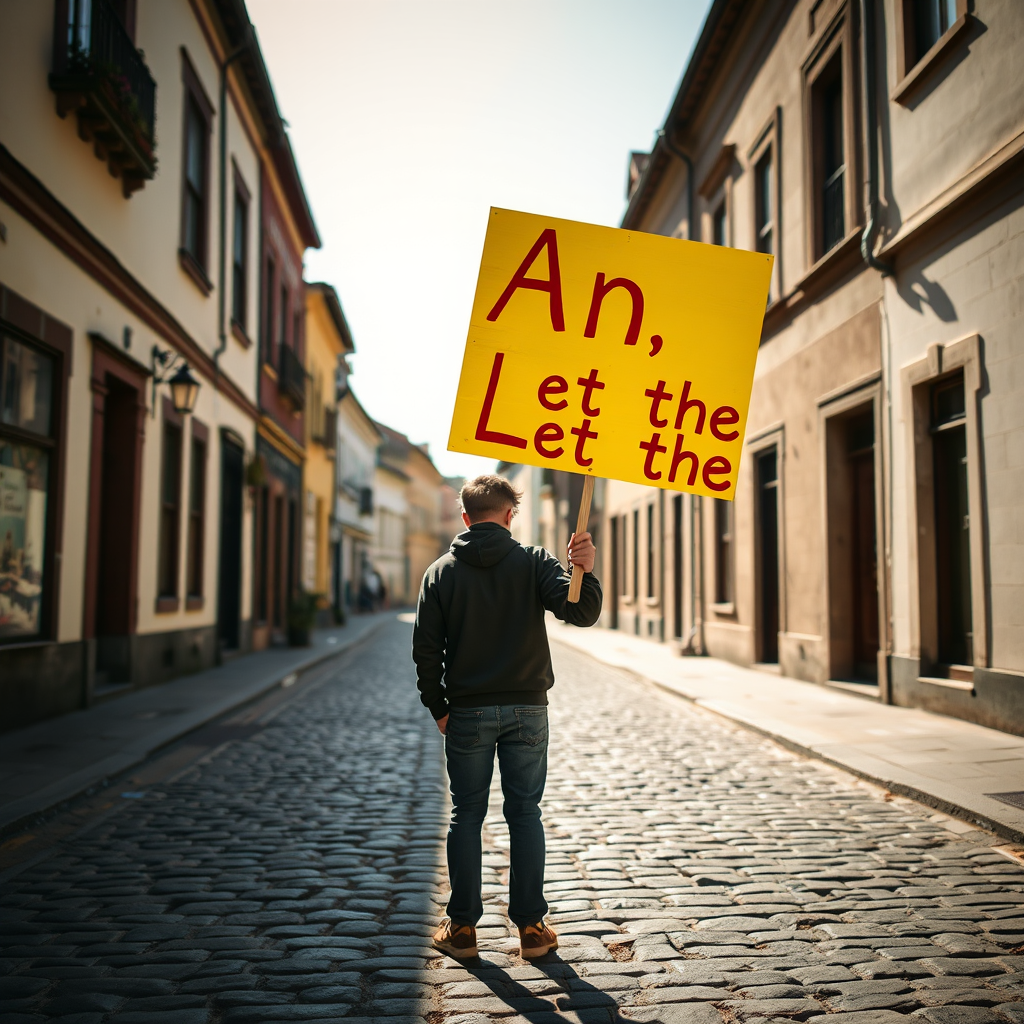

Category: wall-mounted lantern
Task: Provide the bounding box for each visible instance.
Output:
[152,345,201,416]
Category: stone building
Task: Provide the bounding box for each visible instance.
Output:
[0,0,317,729]
[602,0,1023,732]
[372,422,446,606]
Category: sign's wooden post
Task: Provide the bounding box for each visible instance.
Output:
[567,474,595,603]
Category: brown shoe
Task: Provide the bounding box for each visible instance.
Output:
[433,918,478,959]
[519,920,558,959]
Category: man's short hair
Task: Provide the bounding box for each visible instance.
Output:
[460,475,521,521]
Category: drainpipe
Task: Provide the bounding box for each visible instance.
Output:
[859,0,891,276]
[657,129,704,654]
[859,0,896,699]
[214,28,255,378]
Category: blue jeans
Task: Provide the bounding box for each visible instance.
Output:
[444,704,548,927]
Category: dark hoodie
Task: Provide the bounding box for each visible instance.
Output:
[412,522,603,719]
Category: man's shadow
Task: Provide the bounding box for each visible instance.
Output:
[464,952,631,1021]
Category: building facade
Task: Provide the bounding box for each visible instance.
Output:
[302,283,348,622]
[0,0,317,729]
[602,0,1023,733]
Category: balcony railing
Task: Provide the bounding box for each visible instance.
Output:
[50,0,158,196]
[822,165,845,256]
[279,344,307,411]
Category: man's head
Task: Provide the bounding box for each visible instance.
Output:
[459,474,521,529]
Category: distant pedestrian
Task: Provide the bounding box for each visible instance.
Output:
[413,474,602,960]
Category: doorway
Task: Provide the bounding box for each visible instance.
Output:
[609,515,619,630]
[85,343,146,695]
[217,435,244,652]
[826,406,880,681]
[756,448,779,663]
[932,374,972,667]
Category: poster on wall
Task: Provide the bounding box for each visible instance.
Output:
[0,447,47,638]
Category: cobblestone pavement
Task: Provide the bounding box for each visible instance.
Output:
[2,619,1024,1024]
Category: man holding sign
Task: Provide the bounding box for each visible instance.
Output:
[426,206,770,959]
[413,475,602,960]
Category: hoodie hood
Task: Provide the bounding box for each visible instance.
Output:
[451,521,519,568]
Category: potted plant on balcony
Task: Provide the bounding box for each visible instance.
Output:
[287,589,319,647]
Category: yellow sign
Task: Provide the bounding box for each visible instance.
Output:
[448,208,773,499]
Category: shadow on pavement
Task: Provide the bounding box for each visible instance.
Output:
[464,953,633,1021]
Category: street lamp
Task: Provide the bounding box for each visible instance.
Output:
[152,345,201,416]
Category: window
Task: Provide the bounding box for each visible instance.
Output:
[893,0,969,103]
[912,0,958,65]
[179,54,213,289]
[814,52,845,257]
[931,373,971,666]
[186,428,207,603]
[279,283,289,357]
[263,256,276,366]
[646,502,656,599]
[632,508,639,599]
[0,334,56,640]
[712,202,727,247]
[231,179,249,331]
[618,514,628,597]
[755,150,773,256]
[715,498,735,605]
[182,100,206,260]
[158,413,183,603]
[256,484,269,622]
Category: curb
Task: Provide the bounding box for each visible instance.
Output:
[0,618,389,840]
[551,637,1024,848]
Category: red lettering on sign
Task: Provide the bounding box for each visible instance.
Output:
[576,368,606,416]
[485,228,565,332]
[474,352,527,450]
[534,422,564,459]
[570,418,598,467]
[710,406,739,442]
[583,273,645,347]
[668,434,699,486]
[673,380,706,434]
[537,375,569,411]
[702,455,732,491]
[644,380,674,428]
[639,432,667,480]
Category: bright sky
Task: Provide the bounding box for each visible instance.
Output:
[246,0,710,479]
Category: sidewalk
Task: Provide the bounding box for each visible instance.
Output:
[548,617,1024,844]
[0,611,392,837]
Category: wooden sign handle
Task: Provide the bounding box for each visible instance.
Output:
[567,474,595,604]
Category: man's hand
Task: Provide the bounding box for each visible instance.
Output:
[567,531,596,574]
[436,714,448,735]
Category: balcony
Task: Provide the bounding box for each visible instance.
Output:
[279,343,306,411]
[50,0,157,197]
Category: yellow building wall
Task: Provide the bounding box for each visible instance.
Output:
[303,292,343,597]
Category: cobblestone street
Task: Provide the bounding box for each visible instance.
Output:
[2,617,1024,1023]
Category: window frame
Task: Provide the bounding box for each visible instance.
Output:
[262,254,276,370]
[0,289,71,647]
[802,9,860,268]
[893,0,971,104]
[157,396,185,611]
[178,49,214,295]
[185,417,208,608]
[748,107,783,302]
[713,498,735,611]
[230,161,251,343]
[901,334,988,675]
[646,501,656,600]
